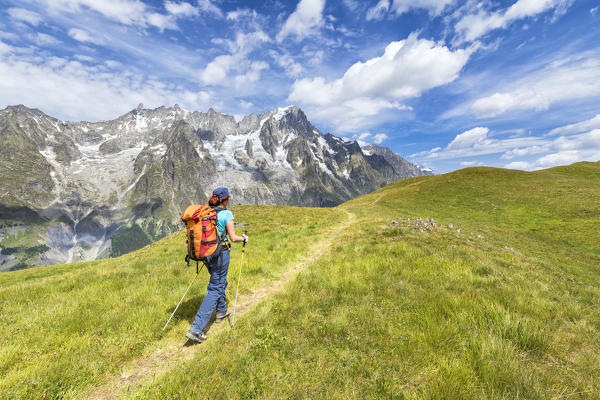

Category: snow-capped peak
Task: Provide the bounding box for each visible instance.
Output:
[273,105,295,121]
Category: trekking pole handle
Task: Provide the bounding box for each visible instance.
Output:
[242,230,248,251]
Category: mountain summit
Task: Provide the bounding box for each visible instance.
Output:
[0,104,431,270]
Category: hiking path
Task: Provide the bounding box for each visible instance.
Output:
[87,209,355,400]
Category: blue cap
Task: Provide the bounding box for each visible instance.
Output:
[212,187,230,200]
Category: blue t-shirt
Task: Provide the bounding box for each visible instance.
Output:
[216,209,234,241]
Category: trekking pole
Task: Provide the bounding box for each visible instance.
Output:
[231,230,247,329]
[158,263,204,338]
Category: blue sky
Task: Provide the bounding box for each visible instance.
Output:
[0,0,599,173]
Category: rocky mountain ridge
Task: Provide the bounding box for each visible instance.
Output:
[0,104,432,270]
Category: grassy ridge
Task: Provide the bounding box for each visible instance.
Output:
[0,206,346,399]
[133,162,600,399]
[2,162,599,399]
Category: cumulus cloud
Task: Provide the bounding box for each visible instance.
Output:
[471,57,600,117]
[504,129,600,170]
[411,126,546,160]
[455,0,573,43]
[270,51,304,77]
[0,46,212,122]
[412,118,600,171]
[344,132,389,146]
[165,1,199,17]
[447,127,489,150]
[68,28,104,45]
[201,30,270,87]
[288,34,471,132]
[7,8,43,26]
[277,0,326,42]
[372,133,389,144]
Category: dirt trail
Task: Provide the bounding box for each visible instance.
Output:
[87,209,355,400]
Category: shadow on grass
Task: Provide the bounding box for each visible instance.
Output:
[165,295,230,339]
[173,295,205,322]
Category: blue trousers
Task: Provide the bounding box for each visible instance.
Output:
[190,249,230,334]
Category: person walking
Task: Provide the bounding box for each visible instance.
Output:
[186,187,248,343]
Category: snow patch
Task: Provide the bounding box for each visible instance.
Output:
[149,143,167,156]
[135,114,148,131]
[317,136,333,154]
[273,106,293,121]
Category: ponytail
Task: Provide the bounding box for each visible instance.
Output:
[208,194,220,206]
[208,194,229,207]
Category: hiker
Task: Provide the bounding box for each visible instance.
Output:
[186,187,248,343]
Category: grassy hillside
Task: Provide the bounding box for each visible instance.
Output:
[1,162,599,399]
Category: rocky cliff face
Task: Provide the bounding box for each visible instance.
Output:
[0,104,432,270]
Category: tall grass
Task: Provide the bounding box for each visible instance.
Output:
[0,206,346,399]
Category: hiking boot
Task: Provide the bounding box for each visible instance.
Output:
[215,311,231,324]
[185,330,207,343]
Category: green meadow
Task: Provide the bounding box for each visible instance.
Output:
[1,161,599,399]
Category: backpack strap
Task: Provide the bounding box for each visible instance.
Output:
[208,206,223,244]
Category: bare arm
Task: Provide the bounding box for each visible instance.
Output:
[225,220,248,243]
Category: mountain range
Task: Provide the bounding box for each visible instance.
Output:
[0,104,432,271]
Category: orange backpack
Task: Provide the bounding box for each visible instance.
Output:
[181,205,225,266]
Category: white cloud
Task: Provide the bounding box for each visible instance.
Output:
[198,0,224,18]
[412,119,600,171]
[372,133,389,144]
[390,0,455,16]
[41,0,200,30]
[366,0,389,21]
[343,0,363,12]
[165,1,199,17]
[44,0,149,25]
[239,100,254,110]
[455,0,572,43]
[271,52,304,77]
[68,28,104,45]
[74,54,95,62]
[288,34,471,132]
[504,161,530,169]
[227,8,258,21]
[34,33,61,46]
[0,47,212,122]
[0,40,13,55]
[7,8,43,26]
[471,57,600,117]
[411,126,546,160]
[201,30,270,86]
[234,61,269,88]
[504,129,600,170]
[346,132,389,146]
[146,13,178,31]
[547,114,600,136]
[0,31,19,41]
[277,0,326,42]
[447,127,489,150]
